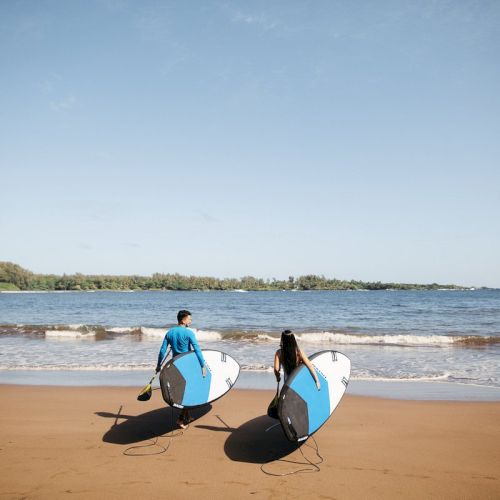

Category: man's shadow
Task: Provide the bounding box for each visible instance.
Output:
[196,415,299,463]
[96,405,212,445]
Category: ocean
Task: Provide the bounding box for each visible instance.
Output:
[1,289,499,399]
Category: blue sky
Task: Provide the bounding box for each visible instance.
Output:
[1,1,499,286]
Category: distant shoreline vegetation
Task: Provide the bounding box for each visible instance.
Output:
[0,262,479,292]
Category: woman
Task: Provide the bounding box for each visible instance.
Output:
[274,330,320,389]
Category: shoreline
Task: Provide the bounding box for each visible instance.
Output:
[0,385,498,499]
[2,371,500,401]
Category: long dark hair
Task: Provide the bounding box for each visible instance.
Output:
[280,330,299,375]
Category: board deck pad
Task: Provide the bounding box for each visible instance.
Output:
[160,349,240,408]
[278,350,351,442]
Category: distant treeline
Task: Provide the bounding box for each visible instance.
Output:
[0,262,472,291]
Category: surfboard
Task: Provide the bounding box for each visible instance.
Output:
[278,350,351,442]
[159,349,240,408]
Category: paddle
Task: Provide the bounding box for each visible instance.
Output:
[137,374,156,401]
[137,348,170,401]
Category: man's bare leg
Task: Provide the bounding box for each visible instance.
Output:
[177,408,190,429]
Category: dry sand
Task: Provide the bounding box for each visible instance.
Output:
[0,385,499,499]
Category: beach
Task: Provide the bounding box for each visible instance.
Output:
[0,385,498,499]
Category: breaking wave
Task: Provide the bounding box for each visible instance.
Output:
[45,330,96,339]
[294,332,491,346]
[0,324,498,347]
[139,327,222,341]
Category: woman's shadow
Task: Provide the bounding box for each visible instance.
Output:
[96,405,212,445]
[196,415,299,463]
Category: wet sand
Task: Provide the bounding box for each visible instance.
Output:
[0,385,499,499]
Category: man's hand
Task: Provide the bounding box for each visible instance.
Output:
[276,374,281,383]
[202,366,207,378]
[155,365,161,374]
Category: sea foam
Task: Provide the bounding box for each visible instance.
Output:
[295,332,464,346]
[139,327,222,341]
[44,330,96,339]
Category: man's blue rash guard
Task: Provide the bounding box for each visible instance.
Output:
[157,326,205,368]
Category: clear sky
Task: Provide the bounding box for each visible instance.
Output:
[1,1,499,287]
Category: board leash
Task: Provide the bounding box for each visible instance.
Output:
[123,397,187,456]
[260,435,324,476]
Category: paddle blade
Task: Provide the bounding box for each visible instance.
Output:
[137,383,152,401]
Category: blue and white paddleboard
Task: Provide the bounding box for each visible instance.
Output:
[278,350,351,442]
[159,350,240,408]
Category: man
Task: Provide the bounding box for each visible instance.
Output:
[156,309,206,428]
